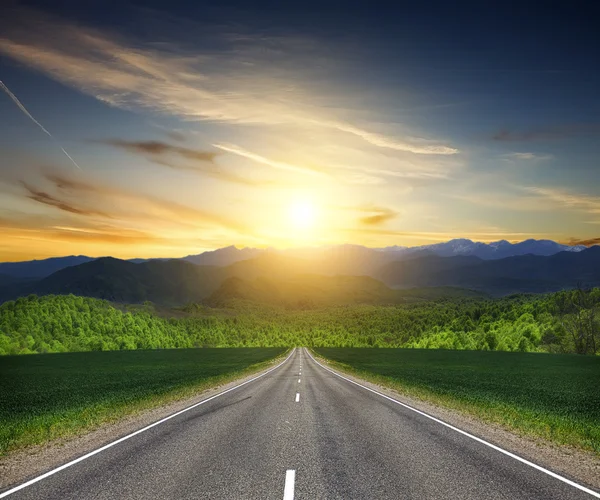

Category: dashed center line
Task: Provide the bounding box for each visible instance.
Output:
[283,469,295,500]
[298,379,301,383]
[295,393,300,402]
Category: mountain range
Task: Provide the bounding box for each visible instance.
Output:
[0,243,599,306]
[0,239,591,279]
[377,238,588,260]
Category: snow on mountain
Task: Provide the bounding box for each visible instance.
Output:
[379,238,589,260]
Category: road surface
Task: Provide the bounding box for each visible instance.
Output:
[2,348,598,499]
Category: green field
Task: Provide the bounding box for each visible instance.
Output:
[313,348,600,454]
[0,348,285,455]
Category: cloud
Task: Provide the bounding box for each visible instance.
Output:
[452,186,600,213]
[502,152,553,162]
[343,227,544,242]
[335,164,448,181]
[326,122,458,155]
[166,131,186,142]
[103,139,218,162]
[524,186,600,214]
[0,8,457,157]
[46,226,162,245]
[23,169,251,235]
[357,206,399,226]
[493,124,600,142]
[20,181,111,217]
[99,139,266,186]
[562,237,600,247]
[213,143,326,177]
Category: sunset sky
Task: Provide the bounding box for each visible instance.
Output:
[0,1,598,261]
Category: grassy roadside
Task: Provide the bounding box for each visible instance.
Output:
[311,348,600,456]
[0,348,288,456]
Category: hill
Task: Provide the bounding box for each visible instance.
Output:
[2,258,226,306]
[0,255,95,279]
[183,245,263,266]
[1,247,599,305]
[205,274,398,308]
[377,247,600,294]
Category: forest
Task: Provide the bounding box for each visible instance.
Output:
[0,288,599,355]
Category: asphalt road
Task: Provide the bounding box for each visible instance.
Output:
[2,348,598,499]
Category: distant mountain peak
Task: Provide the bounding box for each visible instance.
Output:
[183,245,263,266]
[0,239,594,280]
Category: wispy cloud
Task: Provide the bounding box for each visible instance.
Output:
[524,186,600,214]
[99,139,270,186]
[502,152,553,162]
[166,131,186,142]
[21,181,110,217]
[0,79,82,170]
[213,143,326,177]
[0,8,457,157]
[327,122,458,155]
[493,124,600,142]
[103,139,218,163]
[342,227,544,242]
[21,169,251,235]
[561,237,600,247]
[357,206,399,226]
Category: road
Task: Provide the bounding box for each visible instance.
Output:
[2,348,598,499]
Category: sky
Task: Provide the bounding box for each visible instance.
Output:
[0,0,599,261]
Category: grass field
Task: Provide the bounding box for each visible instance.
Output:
[0,348,286,455]
[313,348,600,454]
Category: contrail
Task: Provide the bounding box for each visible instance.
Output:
[0,79,82,170]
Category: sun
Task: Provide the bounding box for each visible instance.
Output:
[289,199,316,229]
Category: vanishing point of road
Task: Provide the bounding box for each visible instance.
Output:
[2,348,598,500]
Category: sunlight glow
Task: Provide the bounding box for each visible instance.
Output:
[289,200,316,229]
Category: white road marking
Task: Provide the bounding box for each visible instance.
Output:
[295,393,300,402]
[0,349,297,499]
[298,379,301,383]
[305,349,600,499]
[283,469,296,500]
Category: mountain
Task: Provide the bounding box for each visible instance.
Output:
[183,246,263,266]
[1,247,599,305]
[204,274,486,308]
[0,274,31,287]
[376,246,600,294]
[1,244,599,306]
[0,239,591,278]
[0,255,95,279]
[379,238,588,260]
[0,254,319,305]
[204,274,398,308]
[1,258,227,306]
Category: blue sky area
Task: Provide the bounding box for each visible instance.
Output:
[0,0,598,260]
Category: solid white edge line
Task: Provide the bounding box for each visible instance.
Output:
[0,348,297,499]
[283,469,295,500]
[295,393,300,402]
[304,348,600,499]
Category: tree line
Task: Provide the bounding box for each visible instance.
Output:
[0,289,599,355]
